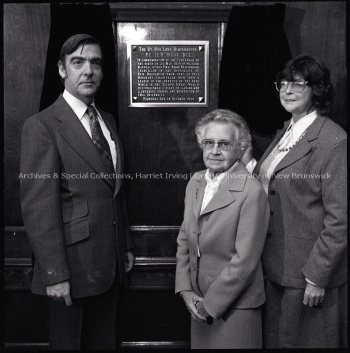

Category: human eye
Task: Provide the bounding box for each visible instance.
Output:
[218,141,231,150]
[91,60,102,69]
[294,80,305,88]
[202,140,214,149]
[72,59,84,68]
[280,80,289,87]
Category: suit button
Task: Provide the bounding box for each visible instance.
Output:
[270,190,275,195]
[204,216,209,221]
[270,211,273,216]
[112,221,116,226]
[267,232,272,238]
[193,266,196,271]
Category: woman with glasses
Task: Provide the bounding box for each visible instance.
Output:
[244,54,347,348]
[175,109,270,348]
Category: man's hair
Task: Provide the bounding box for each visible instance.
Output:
[59,33,102,66]
[195,109,252,150]
[275,54,333,116]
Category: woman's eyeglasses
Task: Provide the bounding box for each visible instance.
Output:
[201,140,233,151]
[274,79,309,93]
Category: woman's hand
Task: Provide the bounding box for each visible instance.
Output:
[303,283,325,307]
[181,291,207,323]
[195,301,210,319]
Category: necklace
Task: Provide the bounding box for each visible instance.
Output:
[278,128,308,152]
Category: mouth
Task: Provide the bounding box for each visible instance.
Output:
[80,82,95,86]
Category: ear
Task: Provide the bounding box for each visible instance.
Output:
[58,60,66,79]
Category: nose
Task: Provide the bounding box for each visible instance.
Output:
[285,82,294,94]
[211,143,221,155]
[83,61,93,75]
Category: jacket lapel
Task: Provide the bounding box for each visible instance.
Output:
[253,119,290,176]
[200,163,247,216]
[193,172,206,223]
[54,95,115,190]
[273,115,325,174]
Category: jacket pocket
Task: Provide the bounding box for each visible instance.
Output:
[62,201,89,246]
[63,201,88,223]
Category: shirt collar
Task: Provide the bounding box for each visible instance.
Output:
[204,160,239,186]
[290,109,318,143]
[63,89,96,121]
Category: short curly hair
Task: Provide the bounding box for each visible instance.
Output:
[195,109,252,151]
[275,54,333,115]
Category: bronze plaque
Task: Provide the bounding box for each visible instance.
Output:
[127,40,209,107]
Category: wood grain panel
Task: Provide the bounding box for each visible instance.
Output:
[110,2,241,22]
[4,4,50,226]
[4,226,180,259]
[116,22,219,226]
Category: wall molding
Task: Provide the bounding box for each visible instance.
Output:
[109,2,243,22]
[5,225,180,235]
[4,341,190,350]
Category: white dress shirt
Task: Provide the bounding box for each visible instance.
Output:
[246,110,318,178]
[200,161,239,214]
[63,89,117,171]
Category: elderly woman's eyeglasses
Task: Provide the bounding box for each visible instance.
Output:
[274,79,309,93]
[201,140,233,151]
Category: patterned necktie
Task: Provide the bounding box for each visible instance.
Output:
[87,105,115,175]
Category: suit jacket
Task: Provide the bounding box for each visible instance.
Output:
[254,115,347,288]
[175,162,270,319]
[20,95,134,298]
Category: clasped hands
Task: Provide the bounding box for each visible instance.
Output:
[181,290,212,324]
[46,251,134,306]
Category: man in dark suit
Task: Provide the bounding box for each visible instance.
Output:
[20,34,134,350]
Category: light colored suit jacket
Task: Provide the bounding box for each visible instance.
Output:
[254,115,347,288]
[175,162,270,319]
[20,95,134,298]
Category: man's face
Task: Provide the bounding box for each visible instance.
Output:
[202,121,243,176]
[58,43,103,104]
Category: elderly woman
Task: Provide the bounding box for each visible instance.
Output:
[245,54,347,348]
[175,109,270,349]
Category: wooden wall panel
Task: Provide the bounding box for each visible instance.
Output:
[4,3,50,226]
[116,22,219,226]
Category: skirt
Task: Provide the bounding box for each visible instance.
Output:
[191,306,262,349]
[263,279,347,348]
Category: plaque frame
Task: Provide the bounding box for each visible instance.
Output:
[127,40,209,107]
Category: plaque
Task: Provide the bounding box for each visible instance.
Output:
[127,40,209,107]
